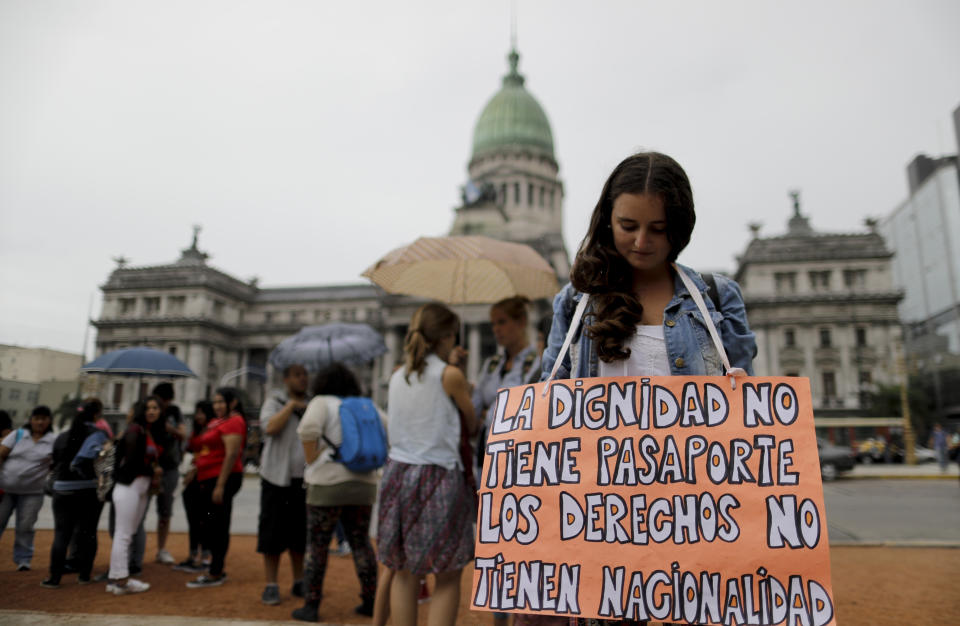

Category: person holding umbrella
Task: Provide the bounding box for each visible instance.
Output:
[377,303,477,626]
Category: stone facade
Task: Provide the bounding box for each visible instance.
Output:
[735,199,904,414]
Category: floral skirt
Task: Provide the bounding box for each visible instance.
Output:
[376,459,475,575]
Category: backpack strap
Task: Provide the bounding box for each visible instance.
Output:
[542,293,591,396]
[319,396,340,457]
[486,354,503,374]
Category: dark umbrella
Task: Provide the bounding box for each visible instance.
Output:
[268,323,388,372]
[82,347,196,377]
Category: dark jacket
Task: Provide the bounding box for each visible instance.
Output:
[115,423,156,485]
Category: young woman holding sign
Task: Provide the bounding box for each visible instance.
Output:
[541,151,756,383]
[537,152,757,626]
[378,302,477,626]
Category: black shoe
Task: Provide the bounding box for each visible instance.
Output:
[41,578,60,589]
[291,604,319,622]
[354,600,374,617]
[78,575,92,585]
[93,572,109,582]
[291,579,305,598]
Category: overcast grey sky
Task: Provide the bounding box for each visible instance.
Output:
[2,0,958,356]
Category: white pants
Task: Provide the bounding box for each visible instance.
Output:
[109,476,150,580]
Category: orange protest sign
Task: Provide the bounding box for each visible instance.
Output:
[471,375,835,626]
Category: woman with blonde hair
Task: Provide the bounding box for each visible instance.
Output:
[377,302,477,626]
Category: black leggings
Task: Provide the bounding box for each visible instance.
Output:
[198,473,243,577]
[50,489,102,582]
[182,479,206,555]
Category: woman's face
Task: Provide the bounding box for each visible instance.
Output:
[145,400,162,423]
[490,307,527,350]
[610,192,671,275]
[29,413,50,435]
[212,394,228,418]
[195,408,209,427]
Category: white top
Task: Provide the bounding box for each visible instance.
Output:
[598,325,671,378]
[258,390,307,486]
[297,395,387,487]
[387,354,462,471]
[0,429,56,494]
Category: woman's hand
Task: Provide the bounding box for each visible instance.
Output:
[212,483,225,505]
[151,465,163,490]
[448,346,468,370]
[183,467,197,487]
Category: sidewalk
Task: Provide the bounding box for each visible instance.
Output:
[846,461,959,480]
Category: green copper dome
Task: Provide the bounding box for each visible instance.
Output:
[471,50,555,160]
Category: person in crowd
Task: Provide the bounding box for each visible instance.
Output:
[144,382,185,566]
[258,364,309,605]
[0,405,55,572]
[538,152,756,626]
[541,151,756,382]
[291,363,386,622]
[185,387,245,588]
[173,400,214,572]
[473,297,540,483]
[0,411,11,502]
[929,423,948,473]
[0,410,12,439]
[43,400,108,587]
[377,303,477,626]
[107,396,164,595]
[62,398,107,576]
[471,297,541,626]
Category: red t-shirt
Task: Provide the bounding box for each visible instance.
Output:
[190,413,246,482]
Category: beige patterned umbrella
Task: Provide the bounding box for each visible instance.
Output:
[362,235,559,304]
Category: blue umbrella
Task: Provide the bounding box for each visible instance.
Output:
[269,323,387,372]
[82,347,196,377]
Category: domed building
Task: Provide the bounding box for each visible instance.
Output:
[450,49,570,277]
[90,47,569,418]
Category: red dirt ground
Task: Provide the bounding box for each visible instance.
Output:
[0,530,957,624]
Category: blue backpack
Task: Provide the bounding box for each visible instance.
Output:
[322,397,387,473]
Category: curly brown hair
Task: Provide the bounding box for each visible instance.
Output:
[570,152,695,362]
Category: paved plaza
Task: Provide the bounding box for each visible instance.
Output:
[31,463,960,545]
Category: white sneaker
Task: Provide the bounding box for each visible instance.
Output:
[111,578,150,595]
[156,549,176,565]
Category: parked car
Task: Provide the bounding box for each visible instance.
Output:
[889,444,937,464]
[817,438,855,481]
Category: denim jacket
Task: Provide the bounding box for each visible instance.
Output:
[540,263,757,380]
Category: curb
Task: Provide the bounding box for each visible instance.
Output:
[844,474,960,480]
[830,540,960,549]
[0,610,364,626]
